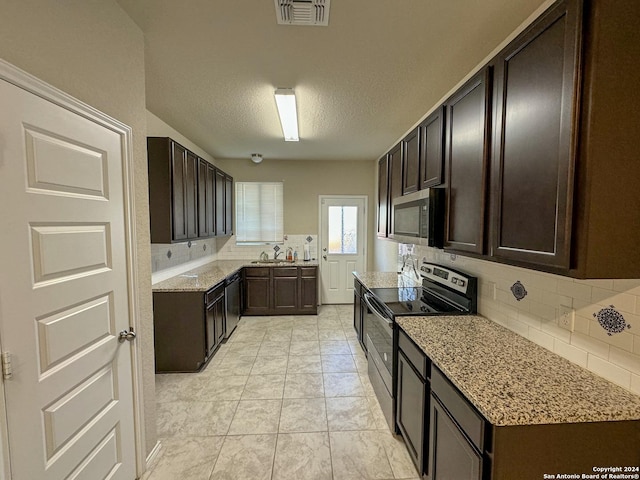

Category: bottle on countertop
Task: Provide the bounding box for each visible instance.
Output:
[293,247,299,262]
[286,247,293,262]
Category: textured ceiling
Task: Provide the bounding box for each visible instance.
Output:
[117,0,547,161]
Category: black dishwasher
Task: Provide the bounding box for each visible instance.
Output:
[224,271,241,338]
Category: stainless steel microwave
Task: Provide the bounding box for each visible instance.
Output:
[391,188,444,247]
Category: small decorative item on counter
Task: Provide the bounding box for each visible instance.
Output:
[303,243,311,261]
[293,248,298,262]
[286,247,293,261]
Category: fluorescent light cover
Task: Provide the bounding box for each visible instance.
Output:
[274,88,299,141]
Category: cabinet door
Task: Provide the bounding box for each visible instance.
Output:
[198,159,215,238]
[244,269,271,315]
[171,142,187,241]
[389,143,403,201]
[185,151,199,239]
[490,0,580,269]
[444,68,491,254]
[299,268,317,313]
[389,143,403,235]
[273,276,298,312]
[420,106,445,188]
[396,351,427,475]
[377,155,390,238]
[429,395,482,480]
[402,128,420,195]
[214,294,226,345]
[215,169,225,236]
[224,175,233,235]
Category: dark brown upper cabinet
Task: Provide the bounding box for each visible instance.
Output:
[148,136,233,243]
[377,155,390,238]
[402,128,420,195]
[198,158,216,238]
[224,174,233,236]
[388,143,403,235]
[489,0,580,270]
[443,68,492,255]
[147,137,198,243]
[214,170,233,237]
[419,106,446,189]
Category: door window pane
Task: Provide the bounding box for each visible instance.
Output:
[328,206,357,254]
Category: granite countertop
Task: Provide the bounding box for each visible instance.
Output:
[153,259,320,292]
[353,271,422,289]
[397,315,640,427]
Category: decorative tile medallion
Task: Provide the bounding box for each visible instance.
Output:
[306,236,313,243]
[273,245,280,252]
[510,281,527,301]
[166,249,172,259]
[593,305,631,336]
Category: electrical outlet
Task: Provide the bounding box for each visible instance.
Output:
[488,281,497,300]
[558,305,575,332]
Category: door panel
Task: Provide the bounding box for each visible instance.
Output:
[320,197,366,304]
[0,78,136,479]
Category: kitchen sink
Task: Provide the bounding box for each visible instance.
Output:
[250,259,294,264]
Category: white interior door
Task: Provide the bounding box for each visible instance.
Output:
[0,76,137,479]
[319,196,367,304]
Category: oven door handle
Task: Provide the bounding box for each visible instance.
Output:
[363,293,394,327]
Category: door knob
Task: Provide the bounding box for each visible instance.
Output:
[323,255,327,260]
[118,328,136,342]
[323,247,327,252]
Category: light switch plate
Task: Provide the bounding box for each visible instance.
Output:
[559,305,575,332]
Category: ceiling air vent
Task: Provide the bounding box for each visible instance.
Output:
[275,0,331,26]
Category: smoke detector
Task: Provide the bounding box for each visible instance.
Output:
[275,0,331,26]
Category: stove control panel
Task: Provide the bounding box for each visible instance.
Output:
[420,263,471,295]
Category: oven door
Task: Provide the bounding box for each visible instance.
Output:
[363,292,395,430]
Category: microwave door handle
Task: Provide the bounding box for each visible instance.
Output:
[363,293,394,327]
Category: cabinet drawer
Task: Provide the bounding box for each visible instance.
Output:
[431,366,485,451]
[205,282,224,306]
[245,267,270,277]
[398,328,428,379]
[300,267,317,277]
[273,267,298,277]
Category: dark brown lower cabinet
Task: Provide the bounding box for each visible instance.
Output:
[153,282,225,373]
[244,267,271,315]
[273,267,298,313]
[425,364,640,480]
[244,266,317,315]
[353,279,366,352]
[429,395,482,480]
[396,351,428,475]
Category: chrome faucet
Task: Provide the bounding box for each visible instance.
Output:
[274,250,283,259]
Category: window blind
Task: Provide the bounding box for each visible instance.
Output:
[235,182,284,244]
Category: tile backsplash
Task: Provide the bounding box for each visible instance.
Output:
[216,234,318,261]
[150,238,217,273]
[406,244,640,395]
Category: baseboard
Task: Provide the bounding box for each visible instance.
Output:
[139,441,163,479]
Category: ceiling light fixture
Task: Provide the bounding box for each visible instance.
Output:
[251,153,263,164]
[274,88,299,142]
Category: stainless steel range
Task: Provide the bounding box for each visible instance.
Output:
[363,262,478,431]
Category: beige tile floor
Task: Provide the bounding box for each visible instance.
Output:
[144,305,419,480]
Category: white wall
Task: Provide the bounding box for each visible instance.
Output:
[386,241,640,395]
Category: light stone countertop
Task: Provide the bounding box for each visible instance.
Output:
[354,271,640,426]
[153,260,320,292]
[353,271,422,289]
[397,315,640,427]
